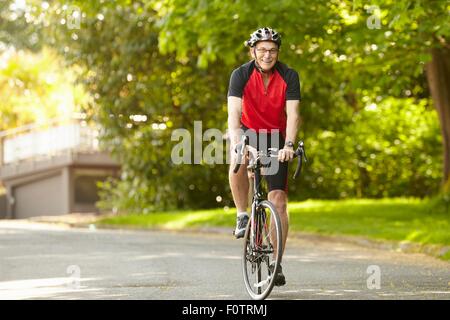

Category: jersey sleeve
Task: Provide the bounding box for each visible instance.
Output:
[227,68,246,98]
[285,70,301,101]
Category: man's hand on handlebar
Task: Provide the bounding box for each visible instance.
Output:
[233,135,307,178]
[278,146,295,163]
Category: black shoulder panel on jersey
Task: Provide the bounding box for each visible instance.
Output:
[275,61,301,101]
[227,60,255,98]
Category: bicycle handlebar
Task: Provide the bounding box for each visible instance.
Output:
[233,136,249,173]
[233,135,307,179]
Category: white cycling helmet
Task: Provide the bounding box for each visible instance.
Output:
[245,27,281,48]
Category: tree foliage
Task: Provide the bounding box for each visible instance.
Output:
[0,48,86,131]
[1,0,448,211]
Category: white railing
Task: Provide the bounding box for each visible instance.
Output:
[0,119,100,165]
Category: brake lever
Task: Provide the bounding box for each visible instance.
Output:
[301,141,308,163]
[293,140,307,179]
[233,135,249,173]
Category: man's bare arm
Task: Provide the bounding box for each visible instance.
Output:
[285,100,300,145]
[228,96,243,146]
[279,100,300,162]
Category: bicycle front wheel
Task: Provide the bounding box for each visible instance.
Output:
[242,200,282,300]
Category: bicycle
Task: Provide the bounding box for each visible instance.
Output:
[233,135,307,300]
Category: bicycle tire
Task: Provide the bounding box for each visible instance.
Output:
[242,200,282,300]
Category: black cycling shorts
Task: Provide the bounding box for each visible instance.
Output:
[241,125,288,193]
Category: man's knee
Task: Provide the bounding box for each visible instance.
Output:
[229,162,247,179]
[268,190,287,208]
[229,153,248,177]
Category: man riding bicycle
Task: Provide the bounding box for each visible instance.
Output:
[228,27,301,287]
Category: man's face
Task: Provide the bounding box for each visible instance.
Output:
[253,41,279,71]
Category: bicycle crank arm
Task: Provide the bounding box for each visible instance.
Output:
[253,276,272,288]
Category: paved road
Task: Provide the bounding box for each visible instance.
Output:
[0,221,449,300]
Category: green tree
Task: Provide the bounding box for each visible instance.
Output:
[300,98,442,199]
[0,0,46,52]
[8,0,444,210]
[154,0,450,186]
[0,48,87,131]
[39,1,234,212]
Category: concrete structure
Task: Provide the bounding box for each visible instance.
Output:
[0,194,6,218]
[0,119,120,219]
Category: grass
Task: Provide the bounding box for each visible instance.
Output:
[288,199,450,246]
[97,198,450,260]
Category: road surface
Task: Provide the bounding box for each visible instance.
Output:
[0,221,449,300]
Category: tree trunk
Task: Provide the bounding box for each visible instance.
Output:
[426,47,450,186]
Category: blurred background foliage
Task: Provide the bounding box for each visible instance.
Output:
[0,47,87,131]
[0,0,449,212]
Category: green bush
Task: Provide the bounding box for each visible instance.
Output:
[290,98,442,200]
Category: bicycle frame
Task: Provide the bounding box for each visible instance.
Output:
[234,135,307,299]
[248,154,274,256]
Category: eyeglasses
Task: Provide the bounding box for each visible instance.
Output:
[255,48,279,55]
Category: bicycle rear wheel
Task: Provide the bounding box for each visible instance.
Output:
[242,200,282,300]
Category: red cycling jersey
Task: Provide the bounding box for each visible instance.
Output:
[228,60,301,135]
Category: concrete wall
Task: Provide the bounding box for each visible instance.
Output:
[2,166,118,218]
[1,151,119,219]
[13,173,65,218]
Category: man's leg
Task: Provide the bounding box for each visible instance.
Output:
[268,189,288,286]
[229,149,249,212]
[268,190,289,261]
[229,148,249,237]
[265,148,289,262]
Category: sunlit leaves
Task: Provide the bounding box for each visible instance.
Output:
[299,98,442,199]
[4,0,444,210]
[0,48,87,131]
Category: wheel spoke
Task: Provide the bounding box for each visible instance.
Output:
[243,201,282,300]
[253,274,272,288]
